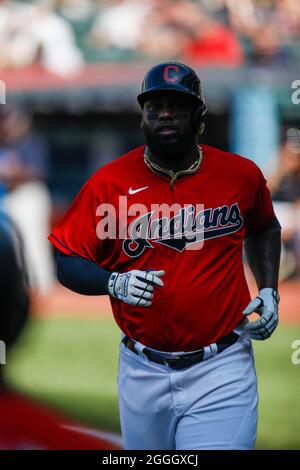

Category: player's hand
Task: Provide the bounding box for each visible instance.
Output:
[107,269,165,307]
[242,288,280,340]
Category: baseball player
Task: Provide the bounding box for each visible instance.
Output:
[49,62,281,450]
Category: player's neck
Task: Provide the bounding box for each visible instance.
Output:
[146,142,199,172]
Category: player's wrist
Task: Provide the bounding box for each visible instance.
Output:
[258,287,280,304]
[107,272,120,298]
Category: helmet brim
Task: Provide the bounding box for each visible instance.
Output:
[137,86,203,108]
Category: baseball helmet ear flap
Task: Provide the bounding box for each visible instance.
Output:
[193,102,207,135]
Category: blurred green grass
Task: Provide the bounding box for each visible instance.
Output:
[4,317,300,449]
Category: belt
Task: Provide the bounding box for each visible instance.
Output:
[121,331,240,370]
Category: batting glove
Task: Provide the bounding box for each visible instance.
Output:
[107,269,165,307]
[242,288,280,340]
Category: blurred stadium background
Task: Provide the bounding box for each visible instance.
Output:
[0,0,299,449]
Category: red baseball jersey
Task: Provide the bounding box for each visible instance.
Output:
[49,144,275,352]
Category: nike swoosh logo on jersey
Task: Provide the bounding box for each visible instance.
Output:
[128,186,149,195]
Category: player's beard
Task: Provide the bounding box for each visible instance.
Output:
[143,125,195,161]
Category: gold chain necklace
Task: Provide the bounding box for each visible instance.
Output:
[144,146,203,187]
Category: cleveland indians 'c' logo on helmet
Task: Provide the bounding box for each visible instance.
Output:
[163,65,180,83]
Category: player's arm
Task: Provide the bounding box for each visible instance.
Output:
[56,251,111,295]
[56,252,164,307]
[244,215,281,290]
[243,215,281,340]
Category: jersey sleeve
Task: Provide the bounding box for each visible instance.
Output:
[48,175,104,263]
[244,165,275,237]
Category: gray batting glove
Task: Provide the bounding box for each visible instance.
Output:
[242,288,280,340]
[107,269,165,307]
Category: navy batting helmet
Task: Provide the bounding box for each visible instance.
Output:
[137,62,207,134]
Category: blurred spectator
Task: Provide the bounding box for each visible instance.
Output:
[0,105,55,294]
[0,0,83,76]
[179,3,244,65]
[270,133,300,278]
[88,0,151,52]
[226,0,300,64]
[136,0,191,60]
[50,0,97,56]
[51,0,96,22]
[0,214,121,450]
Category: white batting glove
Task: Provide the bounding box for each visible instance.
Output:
[107,269,165,307]
[242,288,280,340]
